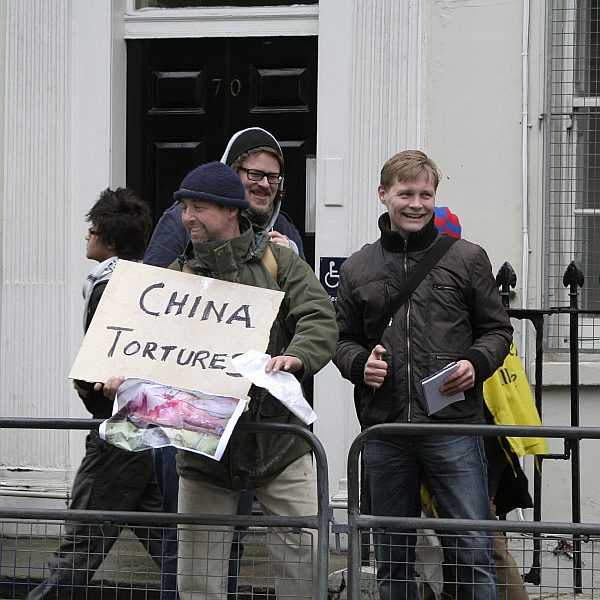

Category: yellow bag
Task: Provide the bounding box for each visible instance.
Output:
[483,342,547,456]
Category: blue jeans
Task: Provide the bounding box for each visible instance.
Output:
[363,435,498,600]
[153,447,254,600]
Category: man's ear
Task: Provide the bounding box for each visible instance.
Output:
[377,185,387,205]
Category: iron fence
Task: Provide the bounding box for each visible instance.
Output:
[0,420,330,600]
[4,420,600,598]
[346,423,600,600]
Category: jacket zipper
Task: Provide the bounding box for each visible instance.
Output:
[404,239,413,423]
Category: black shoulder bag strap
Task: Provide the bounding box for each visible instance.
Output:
[372,235,458,346]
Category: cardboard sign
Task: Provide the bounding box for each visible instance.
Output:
[69,260,284,399]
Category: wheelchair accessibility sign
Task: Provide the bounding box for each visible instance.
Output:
[319,257,346,303]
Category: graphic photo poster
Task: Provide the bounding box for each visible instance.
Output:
[69,260,284,400]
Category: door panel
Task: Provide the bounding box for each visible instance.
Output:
[151,70,206,111]
[128,39,229,218]
[252,67,309,110]
[228,37,316,148]
[151,142,205,217]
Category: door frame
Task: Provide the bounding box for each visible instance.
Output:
[123,2,318,39]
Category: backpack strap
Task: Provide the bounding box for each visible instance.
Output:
[261,244,278,282]
[373,235,458,345]
[181,262,194,275]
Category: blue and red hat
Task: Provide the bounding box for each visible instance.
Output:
[434,206,461,239]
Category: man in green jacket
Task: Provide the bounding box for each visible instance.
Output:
[104,160,337,600]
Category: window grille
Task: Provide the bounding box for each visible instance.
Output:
[546,0,600,352]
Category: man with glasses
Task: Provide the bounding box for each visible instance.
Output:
[144,127,305,599]
[144,127,304,268]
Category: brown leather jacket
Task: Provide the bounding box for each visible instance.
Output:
[334,214,513,428]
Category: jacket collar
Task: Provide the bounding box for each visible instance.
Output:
[181,216,269,280]
[379,212,438,253]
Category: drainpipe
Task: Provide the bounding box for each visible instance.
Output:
[519,0,530,365]
[514,0,532,525]
[520,0,531,363]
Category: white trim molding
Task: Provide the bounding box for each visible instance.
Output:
[124,5,318,38]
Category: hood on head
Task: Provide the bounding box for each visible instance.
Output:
[221,127,285,231]
[220,127,284,170]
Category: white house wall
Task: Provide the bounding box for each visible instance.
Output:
[423,0,525,273]
[422,0,600,523]
[1,0,599,527]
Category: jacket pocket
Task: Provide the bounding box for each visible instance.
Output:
[428,353,462,376]
[429,389,482,422]
[253,387,289,418]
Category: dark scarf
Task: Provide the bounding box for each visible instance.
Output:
[244,203,274,230]
[378,212,439,253]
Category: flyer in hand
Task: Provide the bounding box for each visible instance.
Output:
[420,362,465,415]
[99,378,246,461]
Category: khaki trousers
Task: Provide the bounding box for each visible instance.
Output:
[177,453,317,600]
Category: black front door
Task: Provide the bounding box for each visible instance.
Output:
[127,36,318,263]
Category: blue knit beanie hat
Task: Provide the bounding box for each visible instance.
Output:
[173,161,250,209]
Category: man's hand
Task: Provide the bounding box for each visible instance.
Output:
[364,344,388,389]
[266,355,303,373]
[268,230,291,249]
[439,359,475,396]
[95,376,126,401]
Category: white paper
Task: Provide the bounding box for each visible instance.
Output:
[99,378,246,460]
[232,350,317,425]
[420,362,465,415]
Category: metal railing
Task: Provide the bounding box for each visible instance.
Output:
[498,259,600,590]
[346,423,600,600]
[0,419,330,600]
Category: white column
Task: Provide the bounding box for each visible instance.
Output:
[1,1,73,499]
[347,0,422,245]
[314,0,422,505]
[0,0,124,502]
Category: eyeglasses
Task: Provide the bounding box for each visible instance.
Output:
[238,167,283,185]
[88,227,98,236]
